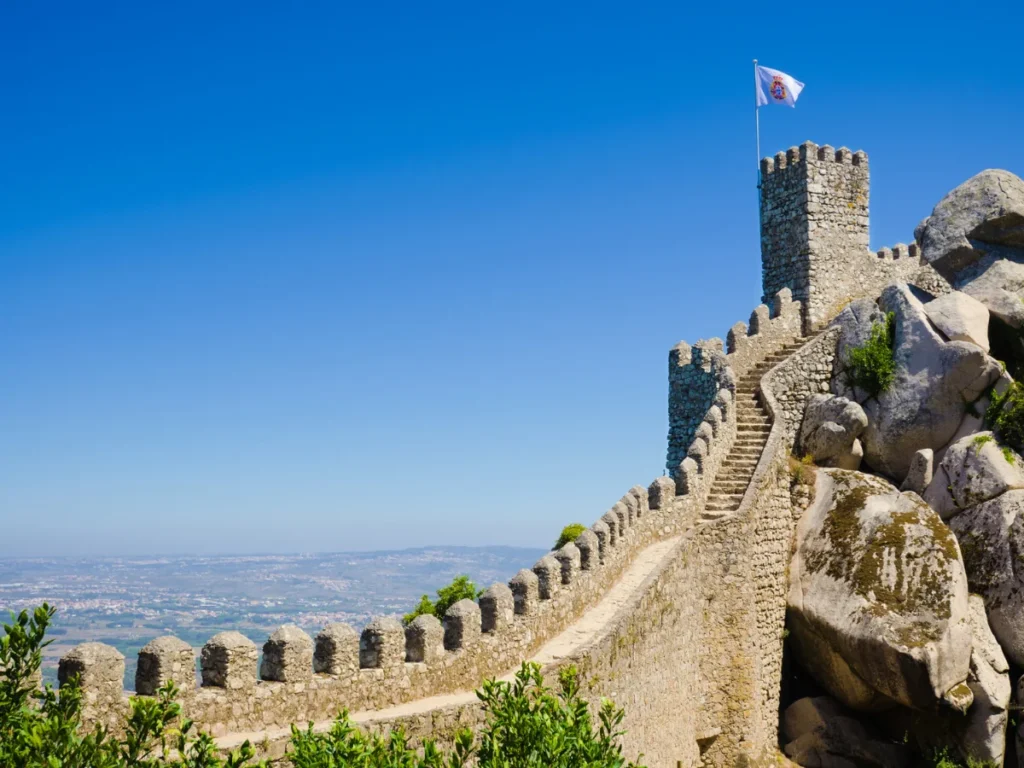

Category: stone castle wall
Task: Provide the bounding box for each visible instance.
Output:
[42,139,940,767]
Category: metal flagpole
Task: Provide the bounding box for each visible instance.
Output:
[753,59,761,189]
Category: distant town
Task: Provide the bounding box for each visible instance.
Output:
[0,546,543,688]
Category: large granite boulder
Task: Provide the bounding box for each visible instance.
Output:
[949,489,1024,666]
[782,696,909,768]
[916,169,1024,278]
[799,394,869,469]
[789,469,971,711]
[957,257,1024,331]
[922,291,991,352]
[860,284,1000,483]
[923,432,1024,520]
[909,596,1010,766]
[831,298,888,402]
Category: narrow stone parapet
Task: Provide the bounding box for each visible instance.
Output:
[648,476,676,510]
[58,642,126,729]
[574,528,599,569]
[201,632,257,690]
[136,636,195,695]
[533,555,561,599]
[260,624,313,683]
[601,511,618,546]
[405,615,444,662]
[591,520,610,562]
[554,542,581,584]
[359,617,405,672]
[313,623,359,676]
[509,568,540,615]
[479,583,514,632]
[443,599,482,650]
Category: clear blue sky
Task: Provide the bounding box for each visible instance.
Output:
[2,2,1022,556]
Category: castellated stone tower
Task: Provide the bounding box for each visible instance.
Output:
[760,142,871,330]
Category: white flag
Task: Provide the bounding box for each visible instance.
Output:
[755,65,804,108]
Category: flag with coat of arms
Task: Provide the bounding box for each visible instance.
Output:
[755,65,804,108]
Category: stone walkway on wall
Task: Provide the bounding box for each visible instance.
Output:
[703,338,806,520]
[217,536,682,752]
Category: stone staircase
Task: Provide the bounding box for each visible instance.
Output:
[702,337,807,520]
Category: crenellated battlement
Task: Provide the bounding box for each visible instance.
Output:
[759,141,868,177]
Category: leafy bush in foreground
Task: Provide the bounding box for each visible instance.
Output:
[2,605,644,767]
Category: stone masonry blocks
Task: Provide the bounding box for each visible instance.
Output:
[509,568,539,616]
[574,528,600,569]
[443,599,481,651]
[136,636,195,695]
[479,583,515,633]
[59,642,124,695]
[359,617,405,672]
[261,624,313,683]
[554,542,581,584]
[533,555,561,600]
[405,615,444,663]
[313,623,359,676]
[648,476,676,511]
[201,631,257,690]
[601,511,619,546]
[591,520,610,562]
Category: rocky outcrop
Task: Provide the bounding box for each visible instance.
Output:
[788,469,971,712]
[831,298,888,401]
[949,489,1024,666]
[798,395,868,470]
[859,284,1000,483]
[923,291,991,352]
[782,696,909,768]
[916,169,1024,278]
[909,596,1010,766]
[923,432,1024,520]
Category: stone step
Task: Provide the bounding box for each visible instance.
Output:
[713,483,749,495]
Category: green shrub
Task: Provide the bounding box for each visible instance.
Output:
[554,523,587,550]
[986,381,1024,455]
[844,311,896,398]
[403,575,482,625]
[2,605,644,768]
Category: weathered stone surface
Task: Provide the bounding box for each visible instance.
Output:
[957,258,1024,329]
[261,625,313,683]
[405,615,444,663]
[788,469,971,710]
[831,298,887,400]
[923,291,990,352]
[359,617,405,672]
[798,394,868,464]
[553,542,581,585]
[860,284,1000,483]
[479,583,514,633]
[782,696,909,768]
[201,631,257,690]
[949,489,1024,666]
[509,568,539,616]
[443,599,481,651]
[923,432,1024,520]
[136,636,195,695]
[573,529,599,570]
[313,623,359,676]
[533,555,561,600]
[900,449,933,495]
[910,596,1010,766]
[917,169,1024,277]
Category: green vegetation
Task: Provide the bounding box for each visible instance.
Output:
[787,454,816,486]
[843,311,896,397]
[2,605,644,768]
[927,746,999,768]
[971,434,994,448]
[554,523,586,550]
[403,575,482,625]
[986,380,1024,454]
